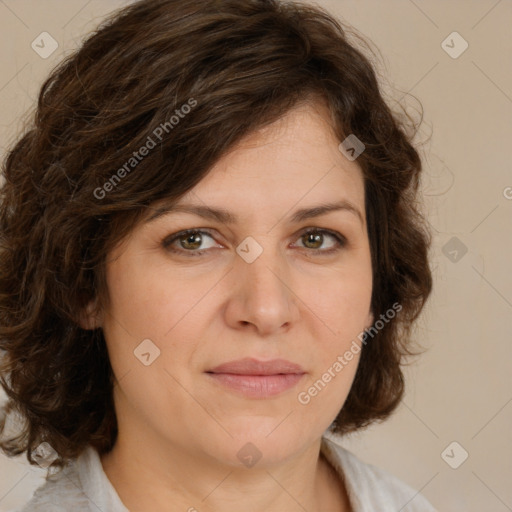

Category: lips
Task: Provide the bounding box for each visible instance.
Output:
[205,358,306,398]
[207,357,305,376]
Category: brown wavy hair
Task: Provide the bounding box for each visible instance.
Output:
[0,0,432,473]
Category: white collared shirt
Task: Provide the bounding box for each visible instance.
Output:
[17,435,438,511]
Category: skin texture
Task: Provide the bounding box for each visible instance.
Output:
[84,100,374,512]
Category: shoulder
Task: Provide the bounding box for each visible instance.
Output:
[16,460,92,512]
[16,445,129,512]
[321,436,438,512]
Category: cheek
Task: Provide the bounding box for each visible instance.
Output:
[101,260,202,422]
[297,273,370,416]
[104,255,208,342]
[101,257,217,398]
[300,265,371,405]
[312,265,372,342]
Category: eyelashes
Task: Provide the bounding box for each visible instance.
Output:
[162,227,347,257]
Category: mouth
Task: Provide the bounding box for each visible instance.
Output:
[205,358,306,399]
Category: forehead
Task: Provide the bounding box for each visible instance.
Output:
[179,102,362,203]
[140,100,366,228]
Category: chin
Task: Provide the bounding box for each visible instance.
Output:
[202,421,311,469]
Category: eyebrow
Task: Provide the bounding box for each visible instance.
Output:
[144,199,364,227]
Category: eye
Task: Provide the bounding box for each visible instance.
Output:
[293,228,346,255]
[162,227,347,257]
[162,229,219,256]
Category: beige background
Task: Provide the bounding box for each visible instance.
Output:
[0,1,511,511]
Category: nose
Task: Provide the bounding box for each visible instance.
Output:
[224,244,300,336]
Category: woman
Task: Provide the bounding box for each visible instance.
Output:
[0,0,436,510]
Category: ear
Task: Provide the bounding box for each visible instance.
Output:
[365,310,374,330]
[76,298,103,330]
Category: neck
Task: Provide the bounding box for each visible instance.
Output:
[100,432,350,512]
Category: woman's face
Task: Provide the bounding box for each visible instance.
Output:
[93,101,374,468]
